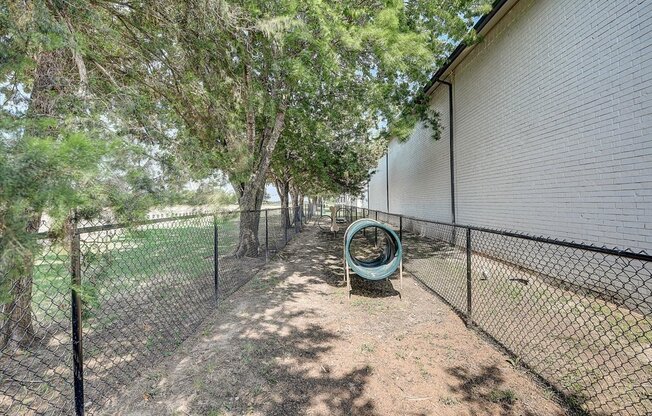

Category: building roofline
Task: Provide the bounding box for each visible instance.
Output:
[423,0,512,95]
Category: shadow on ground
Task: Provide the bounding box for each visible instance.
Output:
[102,225,568,416]
[102,228,380,415]
[310,229,402,299]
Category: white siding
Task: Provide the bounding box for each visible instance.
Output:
[368,0,652,252]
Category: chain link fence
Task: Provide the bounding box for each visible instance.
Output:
[1,205,312,415]
[7,201,648,415]
[350,205,651,415]
[1,230,74,415]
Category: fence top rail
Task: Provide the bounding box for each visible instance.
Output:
[350,206,652,263]
[73,207,290,235]
[75,213,213,234]
[32,207,295,239]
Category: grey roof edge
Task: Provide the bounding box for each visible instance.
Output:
[423,0,512,95]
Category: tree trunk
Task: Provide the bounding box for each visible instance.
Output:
[1,46,73,350]
[298,194,305,228]
[1,258,36,348]
[289,187,299,211]
[289,187,299,229]
[274,179,291,230]
[232,181,266,258]
[289,188,303,232]
[1,216,42,350]
[232,103,287,257]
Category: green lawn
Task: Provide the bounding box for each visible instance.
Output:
[31,215,241,325]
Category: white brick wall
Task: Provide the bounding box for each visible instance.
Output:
[368,153,387,211]
[386,86,452,222]
[369,0,652,252]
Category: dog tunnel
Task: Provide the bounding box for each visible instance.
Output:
[343,219,403,292]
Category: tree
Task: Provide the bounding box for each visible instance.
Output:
[1,0,489,345]
[1,1,98,347]
[270,94,384,212]
[103,0,488,257]
[0,1,170,348]
[269,151,293,230]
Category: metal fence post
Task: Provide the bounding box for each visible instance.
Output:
[466,228,472,325]
[399,215,403,242]
[70,221,85,416]
[265,209,269,261]
[374,210,378,246]
[213,215,219,304]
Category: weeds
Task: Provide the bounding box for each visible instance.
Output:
[440,396,460,406]
[487,389,517,405]
[360,343,375,353]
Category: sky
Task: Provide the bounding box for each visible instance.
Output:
[265,184,280,202]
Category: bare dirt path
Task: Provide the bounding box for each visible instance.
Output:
[102,226,567,416]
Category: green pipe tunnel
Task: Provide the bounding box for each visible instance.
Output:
[343,219,403,290]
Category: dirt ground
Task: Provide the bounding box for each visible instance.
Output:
[101,226,568,416]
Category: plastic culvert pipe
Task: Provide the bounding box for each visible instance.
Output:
[344,219,402,280]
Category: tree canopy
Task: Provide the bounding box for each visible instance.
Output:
[91,0,488,254]
[1,0,489,345]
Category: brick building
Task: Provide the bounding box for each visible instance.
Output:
[368,0,652,251]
